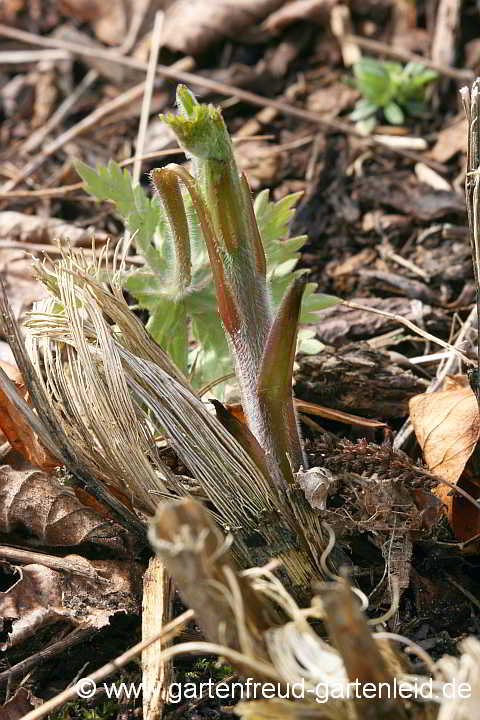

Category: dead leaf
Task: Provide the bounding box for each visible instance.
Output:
[409,375,479,486]
[0,250,47,320]
[0,466,127,551]
[161,0,286,54]
[409,375,480,539]
[0,0,25,23]
[0,364,60,471]
[57,0,127,45]
[296,466,336,510]
[0,360,22,386]
[0,557,141,648]
[428,117,467,163]
[0,211,108,245]
[0,688,40,720]
[306,82,359,117]
[263,0,337,33]
[234,140,282,189]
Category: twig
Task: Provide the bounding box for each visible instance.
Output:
[431,0,462,77]
[345,32,473,81]
[142,555,173,720]
[133,11,164,185]
[0,24,448,174]
[0,546,108,583]
[0,628,97,688]
[0,49,71,63]
[118,0,151,55]
[19,609,195,720]
[0,182,85,199]
[0,3,157,193]
[0,137,276,200]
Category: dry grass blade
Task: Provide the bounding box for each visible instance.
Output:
[0,277,146,537]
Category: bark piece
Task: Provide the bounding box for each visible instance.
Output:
[314,297,444,346]
[296,343,427,420]
[353,173,465,220]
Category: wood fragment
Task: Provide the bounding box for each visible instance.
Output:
[142,556,173,720]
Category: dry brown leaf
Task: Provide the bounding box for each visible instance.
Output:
[409,375,479,485]
[0,557,141,648]
[306,82,359,116]
[161,0,285,54]
[0,688,40,720]
[57,0,128,45]
[0,364,60,471]
[0,0,25,23]
[0,249,47,320]
[0,466,127,551]
[0,212,108,246]
[263,0,337,32]
[234,140,282,189]
[428,116,467,163]
[409,375,480,539]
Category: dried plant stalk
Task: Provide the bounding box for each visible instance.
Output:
[149,498,277,662]
[320,581,408,720]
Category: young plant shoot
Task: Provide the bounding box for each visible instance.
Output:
[152,86,318,489]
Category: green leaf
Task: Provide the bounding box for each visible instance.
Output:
[383,101,405,125]
[350,99,378,121]
[299,284,342,324]
[297,328,324,355]
[75,159,167,276]
[353,57,391,103]
[349,57,437,122]
[146,298,188,372]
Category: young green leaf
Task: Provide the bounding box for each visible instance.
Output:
[350,56,437,131]
[383,101,405,125]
